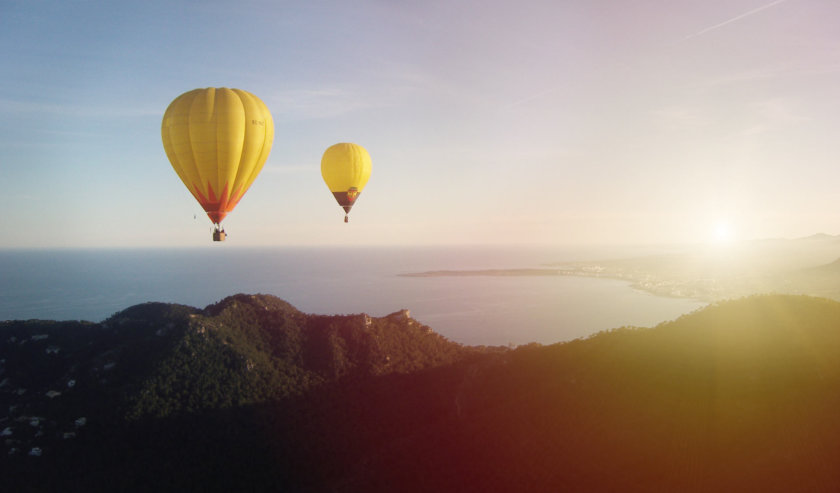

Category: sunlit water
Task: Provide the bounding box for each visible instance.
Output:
[0,246,705,346]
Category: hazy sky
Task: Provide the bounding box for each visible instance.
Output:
[2,0,839,248]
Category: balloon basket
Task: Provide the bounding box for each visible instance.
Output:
[213,230,226,242]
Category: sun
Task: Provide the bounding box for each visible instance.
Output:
[711,220,735,244]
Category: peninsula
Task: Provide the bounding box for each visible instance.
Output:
[401,235,840,302]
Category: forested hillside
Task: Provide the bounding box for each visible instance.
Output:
[2,294,839,492]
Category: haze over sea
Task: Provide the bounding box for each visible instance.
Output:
[0,246,704,346]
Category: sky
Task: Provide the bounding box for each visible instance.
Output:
[2,0,840,248]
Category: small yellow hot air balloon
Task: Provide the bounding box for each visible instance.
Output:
[161,88,274,241]
[321,143,371,223]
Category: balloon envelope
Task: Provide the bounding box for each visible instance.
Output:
[320,143,371,219]
[161,87,274,225]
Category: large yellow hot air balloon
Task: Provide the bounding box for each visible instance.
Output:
[321,143,371,223]
[161,87,274,241]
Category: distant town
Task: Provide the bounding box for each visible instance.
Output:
[403,235,840,303]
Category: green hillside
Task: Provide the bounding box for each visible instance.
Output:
[2,294,839,492]
[439,295,840,492]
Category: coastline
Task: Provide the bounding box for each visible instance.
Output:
[399,239,840,303]
[400,266,718,302]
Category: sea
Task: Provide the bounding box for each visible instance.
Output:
[0,246,706,346]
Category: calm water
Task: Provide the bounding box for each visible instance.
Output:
[0,246,705,346]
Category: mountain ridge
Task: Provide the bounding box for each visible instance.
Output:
[3,294,840,492]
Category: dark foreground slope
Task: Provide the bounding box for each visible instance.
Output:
[3,294,840,492]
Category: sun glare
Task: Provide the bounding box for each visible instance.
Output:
[712,220,734,245]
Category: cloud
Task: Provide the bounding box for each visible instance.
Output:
[264,63,455,121]
[0,98,159,119]
[741,98,809,136]
[265,88,375,121]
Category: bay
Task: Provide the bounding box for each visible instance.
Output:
[0,246,705,346]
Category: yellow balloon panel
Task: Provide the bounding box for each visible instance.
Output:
[321,143,372,192]
[161,87,274,224]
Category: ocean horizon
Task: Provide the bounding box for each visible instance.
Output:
[0,246,705,346]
